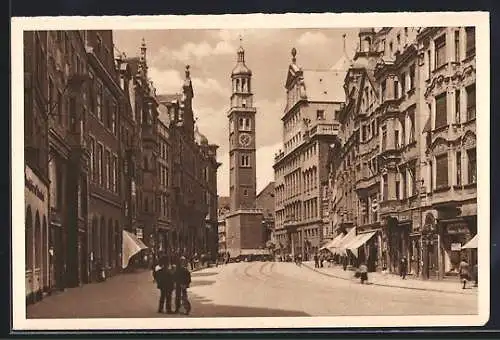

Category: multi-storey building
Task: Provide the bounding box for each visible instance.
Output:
[165,66,220,260]
[417,26,477,279]
[273,48,343,259]
[217,196,231,254]
[329,27,477,280]
[86,31,125,281]
[225,43,265,257]
[24,30,51,303]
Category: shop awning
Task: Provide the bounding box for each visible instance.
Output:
[346,231,377,258]
[122,230,149,269]
[461,234,478,249]
[320,233,344,251]
[332,227,357,255]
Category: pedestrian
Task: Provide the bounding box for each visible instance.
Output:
[174,256,192,315]
[153,256,174,314]
[359,262,368,284]
[314,253,319,268]
[298,253,302,267]
[459,257,470,289]
[473,263,478,287]
[399,256,408,280]
[342,254,348,271]
[319,254,324,268]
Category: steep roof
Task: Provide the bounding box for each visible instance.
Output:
[302,69,346,103]
[257,181,275,198]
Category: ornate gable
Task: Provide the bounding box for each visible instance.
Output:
[462,131,476,149]
[428,137,449,155]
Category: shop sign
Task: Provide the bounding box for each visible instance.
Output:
[451,243,462,251]
[446,223,468,235]
[399,212,411,222]
[25,168,46,202]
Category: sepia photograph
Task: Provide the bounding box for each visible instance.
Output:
[11,12,489,330]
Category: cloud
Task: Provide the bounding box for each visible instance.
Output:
[254,99,285,147]
[162,39,235,63]
[297,31,331,46]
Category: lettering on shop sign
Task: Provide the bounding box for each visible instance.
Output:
[451,243,462,251]
[447,223,468,235]
[25,173,45,202]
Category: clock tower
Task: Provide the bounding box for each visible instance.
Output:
[228,42,257,211]
[225,40,264,257]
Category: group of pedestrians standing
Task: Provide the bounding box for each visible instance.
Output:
[152,255,192,315]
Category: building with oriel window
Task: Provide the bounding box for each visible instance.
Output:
[327,27,477,280]
[417,26,477,279]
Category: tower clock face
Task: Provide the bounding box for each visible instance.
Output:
[239,133,252,147]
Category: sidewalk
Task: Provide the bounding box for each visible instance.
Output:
[302,261,478,295]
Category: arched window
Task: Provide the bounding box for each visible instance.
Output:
[236,79,240,92]
[26,206,33,271]
[242,79,246,92]
[35,211,41,270]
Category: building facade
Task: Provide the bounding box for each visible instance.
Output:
[273,48,343,260]
[86,30,125,281]
[225,44,265,257]
[328,27,477,279]
[24,31,51,303]
[255,182,276,247]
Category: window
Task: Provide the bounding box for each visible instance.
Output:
[394,80,399,99]
[317,110,325,120]
[435,153,449,188]
[409,111,415,143]
[382,174,388,201]
[456,151,462,186]
[429,160,433,190]
[395,129,399,149]
[397,34,401,46]
[89,72,96,114]
[454,30,460,62]
[435,92,448,129]
[467,148,476,184]
[409,64,415,90]
[381,126,387,150]
[400,72,406,94]
[112,155,118,192]
[381,80,386,102]
[427,50,432,78]
[97,144,103,186]
[409,164,417,196]
[239,118,244,130]
[69,97,77,132]
[243,189,248,196]
[401,171,407,199]
[96,82,103,121]
[455,89,461,124]
[466,27,475,58]
[435,34,446,69]
[90,137,96,181]
[395,174,400,200]
[240,155,250,167]
[466,84,476,121]
[362,125,367,141]
[111,102,117,135]
[105,150,111,190]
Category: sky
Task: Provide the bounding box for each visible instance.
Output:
[113,28,360,197]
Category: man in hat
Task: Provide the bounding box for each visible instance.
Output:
[174,256,192,315]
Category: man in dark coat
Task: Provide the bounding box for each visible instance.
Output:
[153,256,174,314]
[399,256,408,280]
[174,256,192,315]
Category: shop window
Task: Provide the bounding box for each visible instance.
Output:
[467,148,476,184]
[435,92,448,129]
[435,154,449,188]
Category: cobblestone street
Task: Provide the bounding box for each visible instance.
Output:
[27,261,478,318]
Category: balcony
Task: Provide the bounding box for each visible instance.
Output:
[308,122,340,138]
